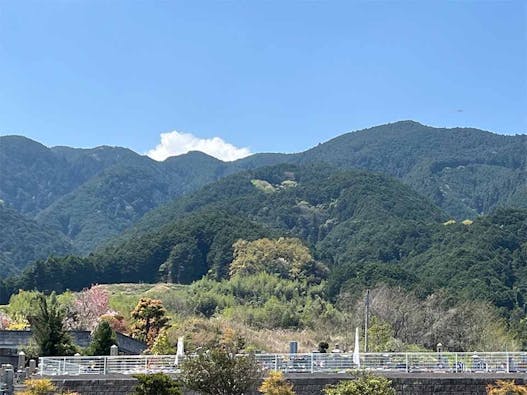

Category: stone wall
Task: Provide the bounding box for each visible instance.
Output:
[48,373,527,395]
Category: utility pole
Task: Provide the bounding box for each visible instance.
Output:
[364,289,369,352]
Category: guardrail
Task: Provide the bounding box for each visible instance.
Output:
[39,352,527,376]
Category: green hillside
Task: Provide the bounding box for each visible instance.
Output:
[4,165,526,319]
[2,165,445,293]
[1,121,525,275]
[237,121,527,218]
[0,203,73,275]
[0,136,226,256]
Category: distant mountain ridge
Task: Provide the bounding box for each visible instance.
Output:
[236,121,527,217]
[0,121,525,273]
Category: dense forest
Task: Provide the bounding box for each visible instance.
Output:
[1,121,525,274]
[0,203,73,276]
[2,165,526,325]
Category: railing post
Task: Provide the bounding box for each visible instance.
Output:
[274,354,278,371]
[103,356,107,375]
[405,353,409,373]
[455,353,458,373]
[310,353,314,374]
[506,352,510,373]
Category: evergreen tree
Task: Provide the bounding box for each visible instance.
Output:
[87,320,117,356]
[29,293,76,356]
[131,298,169,347]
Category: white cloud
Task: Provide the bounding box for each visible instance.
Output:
[147,130,252,162]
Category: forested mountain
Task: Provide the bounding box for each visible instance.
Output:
[35,151,226,253]
[237,121,527,218]
[3,164,526,318]
[9,164,443,288]
[0,135,226,255]
[0,203,73,276]
[1,121,525,274]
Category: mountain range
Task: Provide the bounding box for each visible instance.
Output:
[0,120,525,276]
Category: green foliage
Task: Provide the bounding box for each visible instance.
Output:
[0,204,73,276]
[151,329,176,355]
[188,273,342,330]
[230,237,327,283]
[367,317,397,352]
[133,373,182,395]
[180,347,261,395]
[87,321,117,356]
[2,123,526,276]
[29,293,76,356]
[6,290,41,321]
[324,373,395,395]
[16,378,57,395]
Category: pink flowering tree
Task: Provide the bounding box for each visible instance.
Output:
[70,286,111,331]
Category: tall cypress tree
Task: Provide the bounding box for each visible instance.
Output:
[29,293,76,356]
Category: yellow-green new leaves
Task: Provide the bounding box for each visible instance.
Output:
[229,237,326,282]
[259,371,296,395]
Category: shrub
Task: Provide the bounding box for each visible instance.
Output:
[133,373,181,395]
[180,347,261,395]
[324,373,395,395]
[16,378,79,395]
[259,371,296,395]
[131,298,170,347]
[16,378,56,395]
[486,380,527,394]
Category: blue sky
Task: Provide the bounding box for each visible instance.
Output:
[0,0,526,160]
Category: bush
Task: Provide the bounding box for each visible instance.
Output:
[133,373,181,395]
[16,378,56,395]
[180,347,261,395]
[259,371,296,395]
[15,378,79,395]
[487,380,527,394]
[324,373,395,395]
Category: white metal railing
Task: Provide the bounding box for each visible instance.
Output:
[39,355,183,376]
[39,352,527,376]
